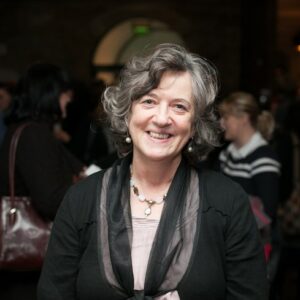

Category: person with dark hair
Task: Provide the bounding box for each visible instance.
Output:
[0,63,85,300]
[38,44,268,300]
[61,79,111,167]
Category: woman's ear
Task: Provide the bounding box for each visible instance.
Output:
[240,113,250,126]
[125,112,131,127]
[190,118,196,138]
[126,103,134,125]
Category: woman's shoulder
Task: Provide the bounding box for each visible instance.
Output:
[60,170,105,221]
[66,170,104,201]
[200,168,244,192]
[250,143,278,159]
[199,168,249,215]
[247,144,281,172]
[13,121,54,147]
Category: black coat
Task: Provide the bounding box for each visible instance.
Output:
[38,168,268,300]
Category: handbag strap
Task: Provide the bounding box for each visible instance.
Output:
[8,122,32,205]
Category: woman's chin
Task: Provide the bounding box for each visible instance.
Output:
[138,150,182,163]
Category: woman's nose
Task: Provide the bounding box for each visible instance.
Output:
[153,105,171,126]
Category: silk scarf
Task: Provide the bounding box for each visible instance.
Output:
[98,155,202,299]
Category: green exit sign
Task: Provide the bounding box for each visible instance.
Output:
[134,25,150,35]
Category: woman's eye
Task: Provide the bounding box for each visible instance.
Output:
[142,99,154,105]
[174,103,187,111]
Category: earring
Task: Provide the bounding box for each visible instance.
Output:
[125,136,132,144]
[187,139,193,152]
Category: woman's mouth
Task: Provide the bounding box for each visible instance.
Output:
[148,131,172,139]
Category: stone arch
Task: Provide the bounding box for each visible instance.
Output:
[92,18,185,84]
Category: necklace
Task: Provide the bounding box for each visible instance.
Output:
[129,169,167,217]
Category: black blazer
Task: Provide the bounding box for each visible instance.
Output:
[38,168,268,300]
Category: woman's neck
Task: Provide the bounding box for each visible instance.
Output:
[130,155,181,192]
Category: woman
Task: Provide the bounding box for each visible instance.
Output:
[0,63,85,299]
[0,63,85,219]
[38,44,268,299]
[218,92,281,285]
[218,92,280,224]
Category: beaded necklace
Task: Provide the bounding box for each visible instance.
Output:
[130,167,167,217]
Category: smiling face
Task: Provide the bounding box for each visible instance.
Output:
[128,71,194,165]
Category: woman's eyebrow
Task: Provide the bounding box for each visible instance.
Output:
[173,98,192,107]
[145,92,159,99]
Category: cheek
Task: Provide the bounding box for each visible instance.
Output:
[179,117,193,138]
[227,124,236,135]
[225,119,236,131]
[128,113,143,136]
[129,107,151,129]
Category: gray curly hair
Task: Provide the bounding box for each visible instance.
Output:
[102,43,221,164]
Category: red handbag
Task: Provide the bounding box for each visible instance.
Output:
[0,123,52,271]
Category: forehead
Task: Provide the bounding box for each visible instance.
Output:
[220,102,240,117]
[152,71,193,101]
[222,111,245,122]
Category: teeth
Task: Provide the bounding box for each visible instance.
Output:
[149,132,170,139]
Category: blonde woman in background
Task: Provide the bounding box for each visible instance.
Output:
[218,91,280,221]
[218,91,281,290]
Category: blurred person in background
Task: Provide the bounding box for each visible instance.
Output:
[0,63,85,300]
[218,91,280,226]
[61,79,111,167]
[218,91,281,296]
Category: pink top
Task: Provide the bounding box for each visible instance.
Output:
[131,216,180,300]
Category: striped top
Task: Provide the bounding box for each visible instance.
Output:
[219,132,280,218]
